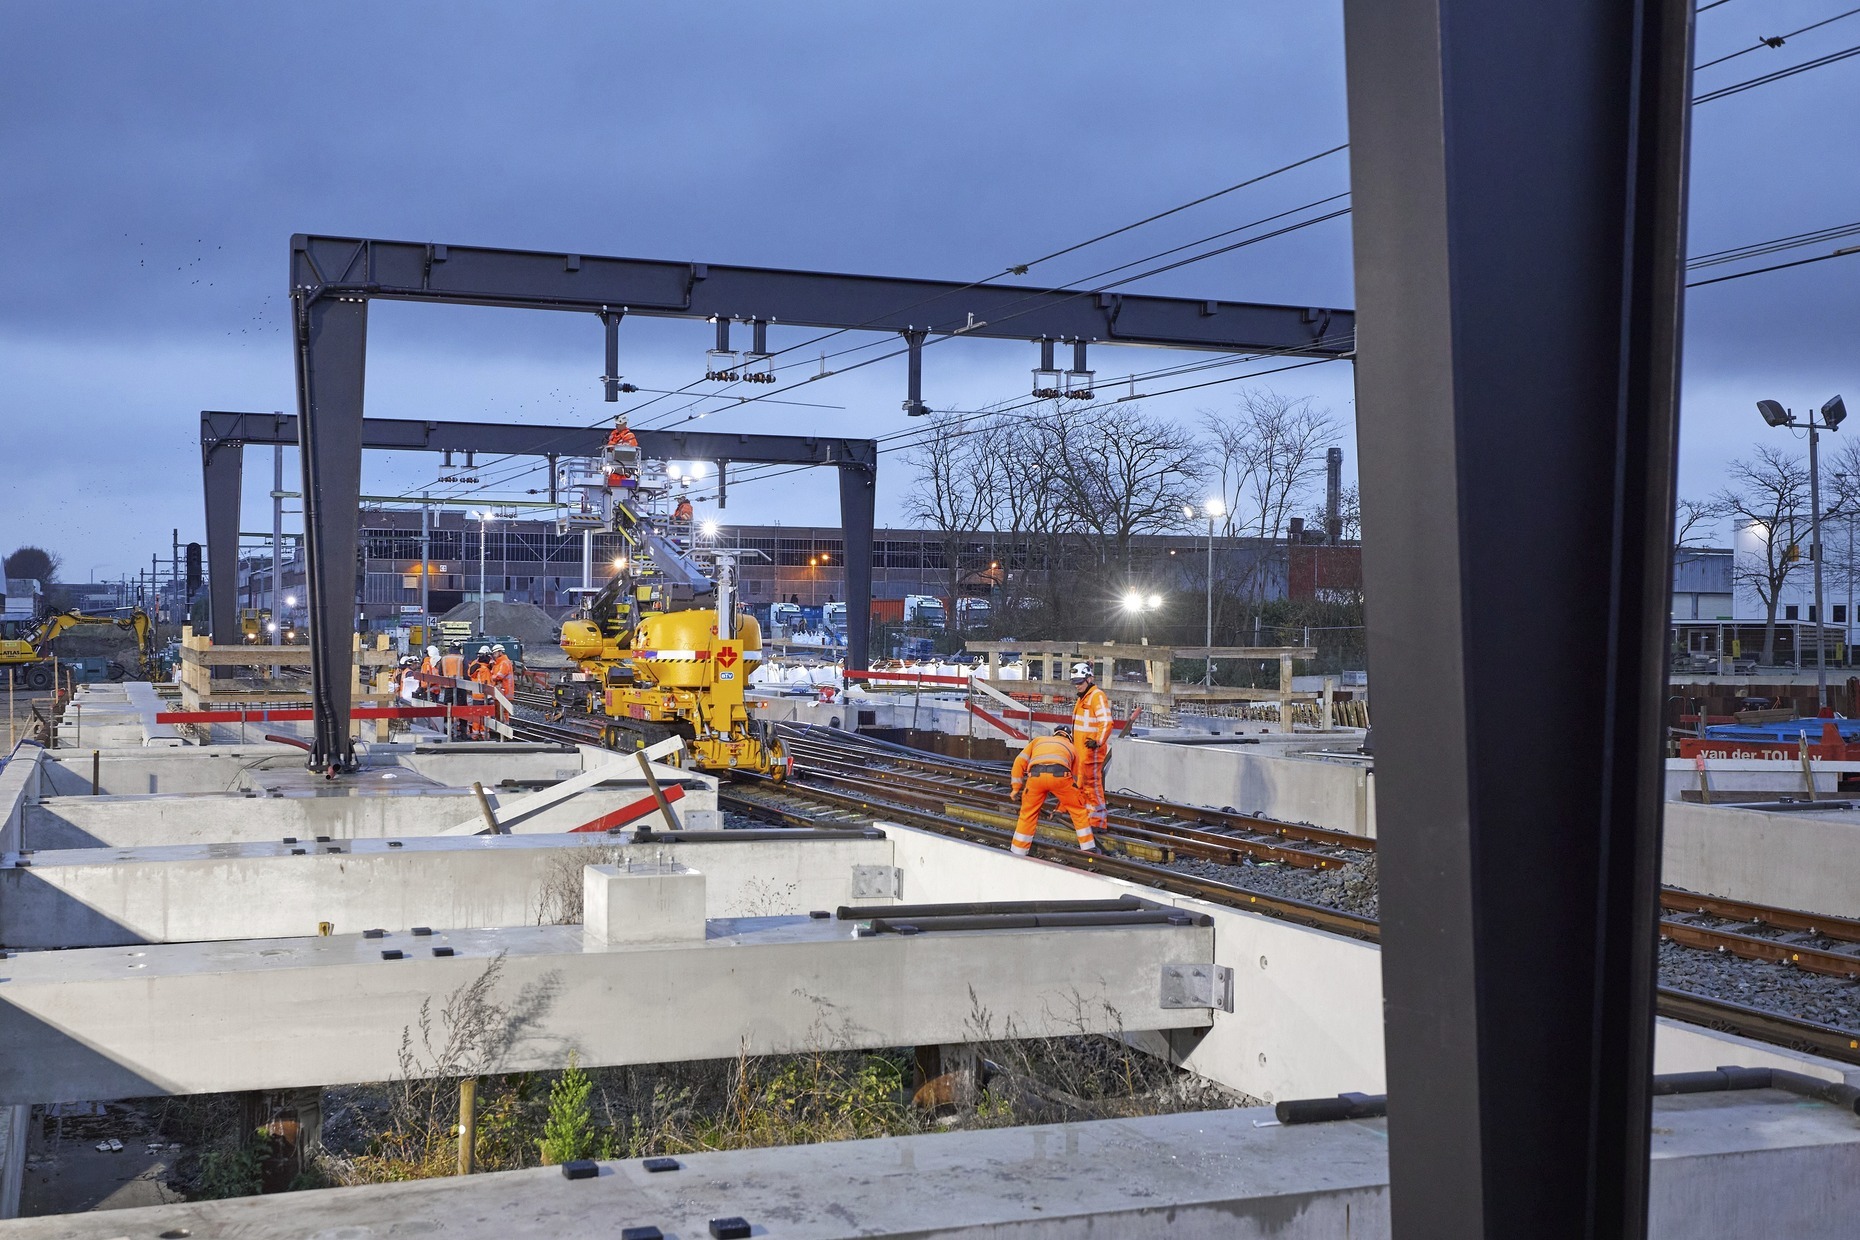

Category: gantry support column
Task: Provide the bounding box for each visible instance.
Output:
[839,461,876,670]
[200,437,244,648]
[294,294,369,772]
[1343,1,1693,1237]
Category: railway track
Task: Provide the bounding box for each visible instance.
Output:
[717,724,1860,1065]
[779,726,1860,984]
[478,706,1860,1062]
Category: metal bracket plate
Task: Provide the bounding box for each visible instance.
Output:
[850,865,902,900]
[1160,963,1235,1013]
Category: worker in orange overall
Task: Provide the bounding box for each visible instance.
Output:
[489,643,516,710]
[467,651,496,739]
[438,644,468,738]
[1009,725,1097,856]
[1069,662,1115,841]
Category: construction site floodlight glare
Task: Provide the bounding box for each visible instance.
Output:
[1203,497,1227,519]
[701,519,720,537]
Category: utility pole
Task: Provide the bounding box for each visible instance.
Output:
[420,494,431,631]
[1759,395,1847,709]
[1810,413,1828,708]
[271,445,284,646]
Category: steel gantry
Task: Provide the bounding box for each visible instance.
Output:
[282,235,1355,771]
[200,410,877,769]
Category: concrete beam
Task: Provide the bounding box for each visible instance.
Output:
[0,830,898,947]
[21,778,716,850]
[0,916,1213,1104]
[12,1091,1860,1239]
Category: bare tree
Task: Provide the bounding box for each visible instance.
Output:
[1202,389,1342,598]
[1052,403,1203,574]
[976,403,1074,625]
[902,410,998,644]
[1673,498,1718,549]
[1715,446,1811,665]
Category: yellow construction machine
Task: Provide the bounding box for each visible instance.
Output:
[556,421,782,777]
[0,609,154,688]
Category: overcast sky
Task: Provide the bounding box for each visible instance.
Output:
[3,1,1855,581]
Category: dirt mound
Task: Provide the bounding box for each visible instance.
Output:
[436,600,563,651]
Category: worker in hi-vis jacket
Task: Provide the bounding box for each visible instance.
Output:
[1009,725,1098,857]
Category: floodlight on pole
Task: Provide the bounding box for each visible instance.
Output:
[1757,397,1844,708]
[475,510,498,638]
[1199,497,1224,685]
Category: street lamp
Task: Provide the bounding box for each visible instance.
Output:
[1185,498,1226,685]
[1758,395,1847,709]
[475,510,498,637]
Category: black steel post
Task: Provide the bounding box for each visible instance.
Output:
[1343,1,1692,1236]
[838,462,876,670]
[294,295,369,772]
[200,436,244,646]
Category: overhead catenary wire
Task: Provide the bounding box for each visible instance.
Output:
[1694,41,1860,103]
[1695,5,1860,71]
[1686,244,1860,287]
[686,330,1358,501]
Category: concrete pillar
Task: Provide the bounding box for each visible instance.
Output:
[583,862,706,946]
[1279,655,1294,732]
[1322,677,1336,731]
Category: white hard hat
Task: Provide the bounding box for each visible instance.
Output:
[1069,662,1093,680]
[492,643,506,652]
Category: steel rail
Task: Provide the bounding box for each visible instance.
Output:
[1660,890,1860,945]
[719,768,1860,1067]
[781,735,1367,868]
[787,747,1352,870]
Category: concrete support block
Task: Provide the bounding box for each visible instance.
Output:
[583,863,706,946]
[1663,801,1860,919]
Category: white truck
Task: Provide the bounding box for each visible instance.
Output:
[904,594,947,628]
